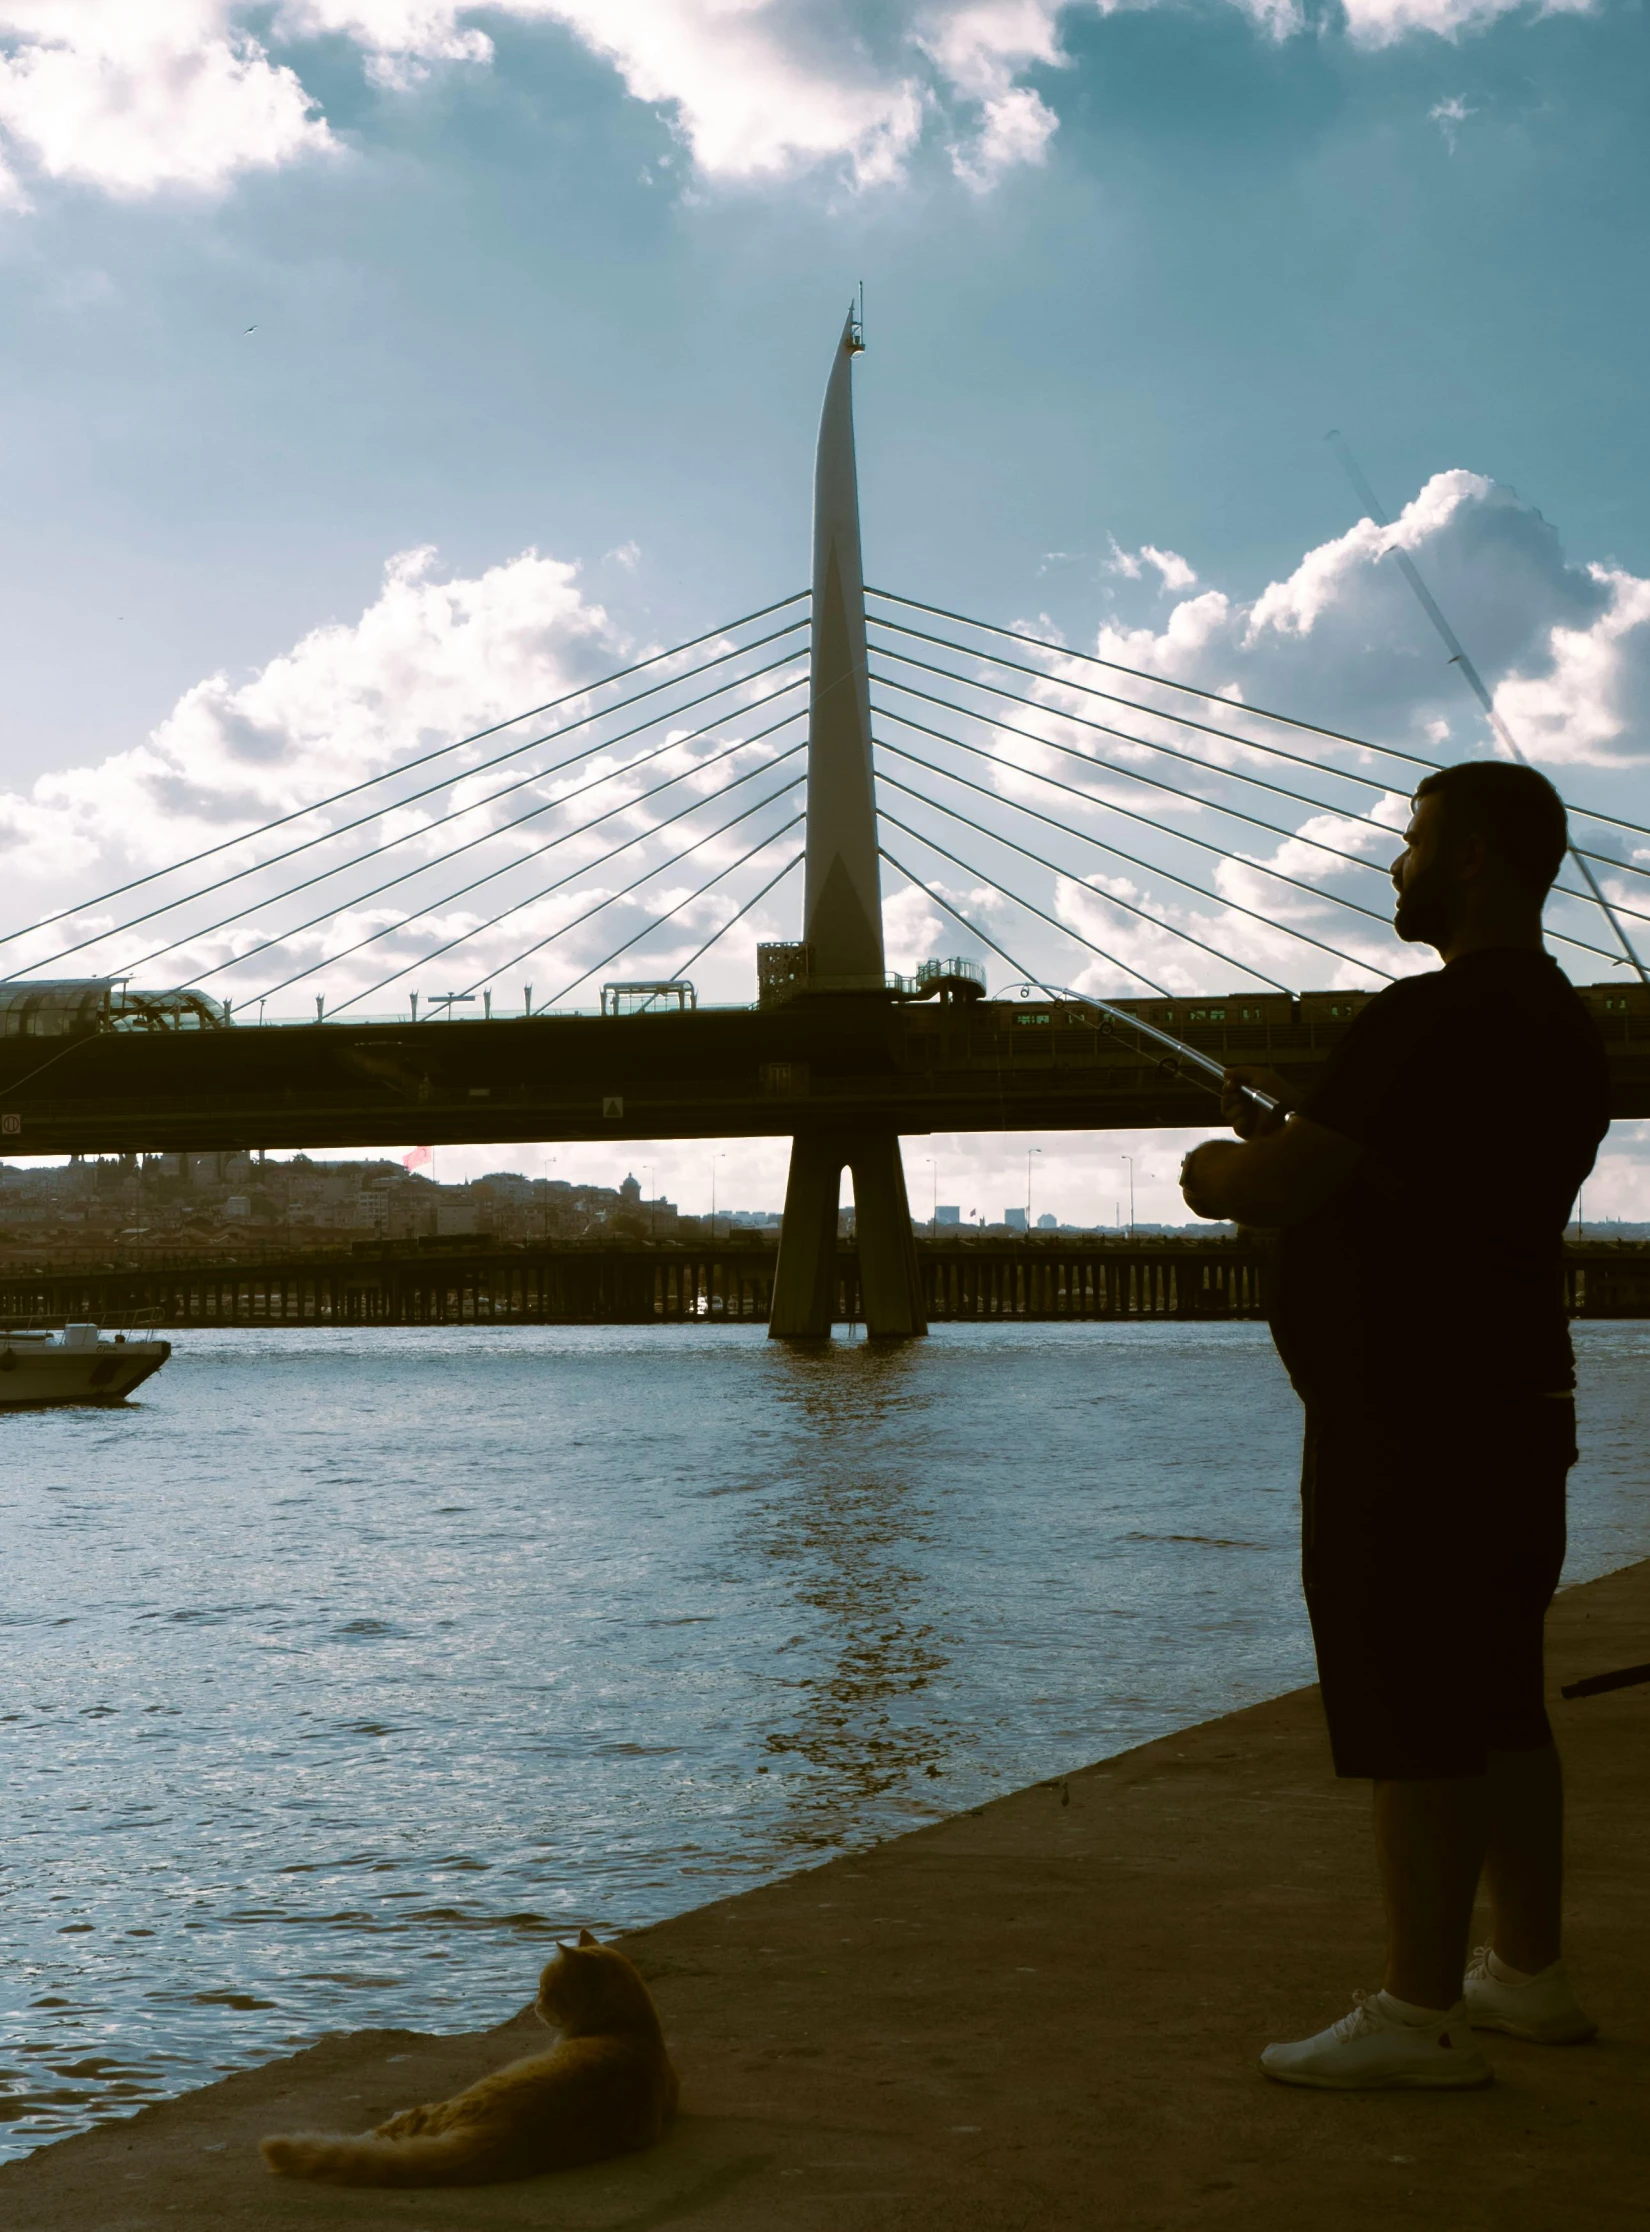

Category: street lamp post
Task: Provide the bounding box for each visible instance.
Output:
[925,1157,937,1238]
[1122,1154,1135,1237]
[709,1153,726,1242]
[1027,1146,1042,1230]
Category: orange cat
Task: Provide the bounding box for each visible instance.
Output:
[259,1931,677,2188]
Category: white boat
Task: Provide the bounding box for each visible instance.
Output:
[0,1323,171,1408]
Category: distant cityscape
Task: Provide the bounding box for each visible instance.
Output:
[0,1152,1249,1259]
[1,1154,1637,1262]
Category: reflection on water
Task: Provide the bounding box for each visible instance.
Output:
[1,1319,1645,2159]
[752,1343,953,1841]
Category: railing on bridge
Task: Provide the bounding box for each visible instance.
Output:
[5,1236,1645,1331]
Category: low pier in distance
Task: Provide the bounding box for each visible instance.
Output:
[2,1235,1647,1329]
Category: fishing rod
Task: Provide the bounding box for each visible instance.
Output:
[1007,981,1282,1118]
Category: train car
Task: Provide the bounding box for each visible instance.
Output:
[1101,993,1295,1032]
[1574,981,1650,1032]
[1296,989,1379,1043]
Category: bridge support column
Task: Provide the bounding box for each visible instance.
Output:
[769,1128,927,1339]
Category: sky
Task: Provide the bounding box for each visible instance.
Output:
[0,0,1647,1226]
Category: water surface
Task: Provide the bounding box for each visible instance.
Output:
[2,1320,1645,2157]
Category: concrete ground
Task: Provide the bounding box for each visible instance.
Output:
[4,1558,1645,2232]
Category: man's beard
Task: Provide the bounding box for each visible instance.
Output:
[1393,856,1460,949]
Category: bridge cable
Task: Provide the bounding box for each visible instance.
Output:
[872,631,1650,888]
[18,627,811,978]
[326,769,804,1017]
[190,651,864,1003]
[871,665,1647,899]
[875,730,1398,925]
[878,804,1298,994]
[316,762,807,1018]
[867,586,1650,847]
[872,699,1394,879]
[668,848,806,982]
[872,619,1649,914]
[0,590,809,954]
[873,665,1410,836]
[869,617,1433,801]
[178,703,809,995]
[878,787,1370,989]
[872,698,1649,941]
[866,587,1443,769]
[238,733,808,1006]
[477,811,809,1012]
[876,841,1165,998]
[876,753,1401,978]
[875,738,1628,971]
[889,752,1648,973]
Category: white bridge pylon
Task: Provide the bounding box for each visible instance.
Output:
[769,308,928,1340]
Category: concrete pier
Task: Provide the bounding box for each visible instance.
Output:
[4,1555,1644,2230]
[769,1130,927,1337]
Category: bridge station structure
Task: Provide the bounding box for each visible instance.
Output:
[2,312,1649,1334]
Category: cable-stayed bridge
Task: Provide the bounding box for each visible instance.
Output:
[3,309,1648,1333]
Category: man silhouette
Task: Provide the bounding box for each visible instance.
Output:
[1181,761,1609,2088]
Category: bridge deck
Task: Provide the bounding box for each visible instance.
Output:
[3,988,1647,1155]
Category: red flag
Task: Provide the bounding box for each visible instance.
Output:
[403,1145,432,1172]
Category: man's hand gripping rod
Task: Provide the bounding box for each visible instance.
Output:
[1015,983,1282,1118]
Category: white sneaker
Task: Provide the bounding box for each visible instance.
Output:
[1464,1947,1597,2044]
[1261,1990,1493,2090]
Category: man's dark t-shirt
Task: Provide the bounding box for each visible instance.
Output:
[1268,949,1608,1417]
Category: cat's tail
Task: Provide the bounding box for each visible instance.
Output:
[261,2127,509,2188]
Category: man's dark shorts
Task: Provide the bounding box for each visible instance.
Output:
[1300,1396,1573,1780]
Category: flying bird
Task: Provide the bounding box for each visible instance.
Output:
[244,324,258,334]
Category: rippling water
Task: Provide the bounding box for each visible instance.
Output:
[2,1319,1646,2158]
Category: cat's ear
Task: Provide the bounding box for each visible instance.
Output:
[577,1929,598,1948]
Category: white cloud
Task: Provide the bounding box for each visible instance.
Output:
[1428,91,1475,150]
[0,0,1588,208]
[917,1,1063,186]
[1088,469,1649,774]
[277,0,492,90]
[881,467,1650,1034]
[1142,547,1198,593]
[0,541,815,1016]
[529,1,928,188]
[1105,540,1197,592]
[0,4,332,199]
[1341,0,1594,46]
[316,1,1065,191]
[949,80,1057,187]
[1493,566,1650,769]
[0,543,618,896]
[882,876,949,971]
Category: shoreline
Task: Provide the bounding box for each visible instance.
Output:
[4,1556,1645,2230]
